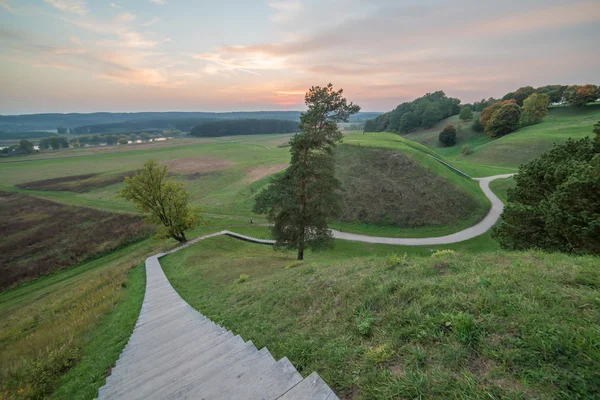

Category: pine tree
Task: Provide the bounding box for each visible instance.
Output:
[254,84,360,260]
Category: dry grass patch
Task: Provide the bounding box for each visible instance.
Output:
[244,163,287,183]
[162,157,235,174]
[15,171,138,193]
[0,192,153,290]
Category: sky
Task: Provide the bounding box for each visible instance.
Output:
[0,0,599,114]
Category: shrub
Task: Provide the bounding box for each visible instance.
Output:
[438,124,457,147]
[460,144,472,156]
[118,137,128,145]
[471,115,484,132]
[459,106,473,121]
[234,274,249,284]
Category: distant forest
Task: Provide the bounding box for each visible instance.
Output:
[190,119,300,137]
[365,91,461,133]
[0,111,380,134]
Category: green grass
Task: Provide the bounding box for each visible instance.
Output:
[489,178,515,204]
[395,104,600,172]
[161,235,600,399]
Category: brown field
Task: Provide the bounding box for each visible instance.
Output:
[0,192,154,290]
[244,163,287,183]
[15,171,137,193]
[162,157,235,174]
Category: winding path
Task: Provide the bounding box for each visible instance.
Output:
[331,174,514,245]
[97,174,513,399]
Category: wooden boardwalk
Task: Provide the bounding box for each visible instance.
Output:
[97,232,337,400]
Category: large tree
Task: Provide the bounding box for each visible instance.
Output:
[565,84,600,107]
[254,84,360,260]
[19,139,35,154]
[521,93,550,126]
[493,127,600,254]
[121,160,201,242]
[485,103,522,138]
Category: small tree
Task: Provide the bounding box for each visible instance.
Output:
[438,124,457,146]
[129,133,138,142]
[121,160,201,242]
[140,132,150,142]
[461,144,472,156]
[471,115,484,132]
[521,93,550,126]
[459,106,473,121]
[485,103,522,138]
[118,137,128,145]
[19,139,35,154]
[254,84,359,260]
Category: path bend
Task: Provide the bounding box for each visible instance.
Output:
[330,174,514,245]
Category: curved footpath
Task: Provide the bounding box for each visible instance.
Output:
[98,174,512,399]
[331,174,514,245]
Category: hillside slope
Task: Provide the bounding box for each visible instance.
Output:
[162,235,600,399]
[336,132,490,237]
[399,103,600,170]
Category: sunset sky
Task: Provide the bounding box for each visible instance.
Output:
[1,0,599,114]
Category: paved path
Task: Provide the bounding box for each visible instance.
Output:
[97,232,336,400]
[331,174,514,245]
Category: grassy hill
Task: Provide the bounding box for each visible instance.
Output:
[334,136,490,237]
[398,103,600,173]
[161,235,600,399]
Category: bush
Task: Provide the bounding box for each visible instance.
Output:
[438,124,457,146]
[485,103,522,138]
[459,106,473,121]
[471,115,484,132]
[460,144,472,156]
[118,137,128,145]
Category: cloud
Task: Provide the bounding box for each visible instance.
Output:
[268,0,301,22]
[70,36,84,47]
[109,2,122,9]
[100,31,171,49]
[114,12,136,24]
[0,1,14,14]
[141,17,160,27]
[150,0,166,4]
[43,0,88,15]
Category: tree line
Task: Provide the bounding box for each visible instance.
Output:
[190,119,301,137]
[364,91,461,133]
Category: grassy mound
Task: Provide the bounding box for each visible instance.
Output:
[162,235,600,399]
[335,145,481,228]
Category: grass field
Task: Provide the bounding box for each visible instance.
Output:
[161,235,600,399]
[397,103,600,172]
[1,105,598,399]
